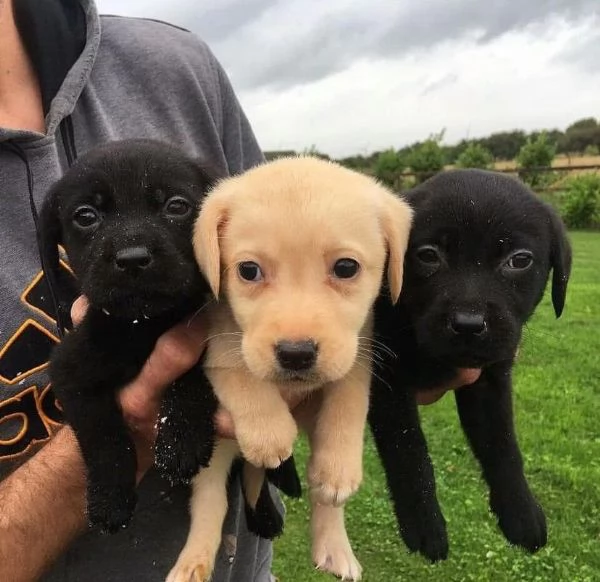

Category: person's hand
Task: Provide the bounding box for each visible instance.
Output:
[415,368,482,405]
[70,296,208,481]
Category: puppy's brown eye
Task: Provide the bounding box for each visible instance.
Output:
[164,196,191,217]
[72,205,100,229]
[506,251,533,270]
[238,261,263,282]
[416,245,440,265]
[333,258,360,279]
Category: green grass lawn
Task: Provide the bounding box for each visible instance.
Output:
[273,231,600,582]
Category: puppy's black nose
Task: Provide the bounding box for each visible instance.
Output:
[114,246,152,271]
[450,312,486,335]
[275,340,318,371]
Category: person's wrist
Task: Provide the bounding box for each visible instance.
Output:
[23,427,88,533]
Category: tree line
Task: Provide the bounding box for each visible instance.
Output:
[335,117,600,173]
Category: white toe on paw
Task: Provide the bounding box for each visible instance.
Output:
[313,537,362,581]
[166,555,213,582]
[237,415,297,469]
[308,456,362,506]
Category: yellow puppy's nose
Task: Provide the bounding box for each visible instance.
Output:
[274,339,318,371]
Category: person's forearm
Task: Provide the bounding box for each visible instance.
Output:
[0,427,87,582]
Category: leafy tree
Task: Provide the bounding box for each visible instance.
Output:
[407,130,446,183]
[517,132,556,188]
[557,118,600,154]
[479,130,527,160]
[566,118,598,133]
[455,142,494,169]
[561,173,600,229]
[302,145,331,160]
[373,148,404,189]
[562,127,600,154]
[338,155,369,171]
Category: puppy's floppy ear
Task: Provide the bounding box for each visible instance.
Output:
[547,207,572,318]
[193,184,231,298]
[37,185,73,334]
[378,189,413,304]
[38,188,61,278]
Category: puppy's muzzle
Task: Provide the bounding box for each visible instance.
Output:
[114,246,153,272]
[449,311,487,336]
[275,340,318,371]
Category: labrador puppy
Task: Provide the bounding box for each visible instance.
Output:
[368,169,571,561]
[166,157,413,582]
[38,139,220,532]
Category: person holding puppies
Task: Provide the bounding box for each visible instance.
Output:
[0,1,281,580]
[0,0,478,580]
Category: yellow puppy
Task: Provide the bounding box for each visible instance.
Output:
[167,156,412,582]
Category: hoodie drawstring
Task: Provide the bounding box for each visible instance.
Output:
[2,117,78,338]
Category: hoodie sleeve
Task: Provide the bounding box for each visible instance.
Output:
[213,55,265,175]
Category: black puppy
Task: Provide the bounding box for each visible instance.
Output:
[39,139,219,533]
[369,169,571,561]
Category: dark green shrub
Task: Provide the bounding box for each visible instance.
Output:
[455,143,494,169]
[407,131,445,183]
[560,173,600,229]
[517,132,556,189]
[373,148,404,189]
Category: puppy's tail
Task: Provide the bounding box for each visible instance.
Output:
[241,456,302,539]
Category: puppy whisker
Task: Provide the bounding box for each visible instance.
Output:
[204,331,243,341]
[356,347,383,368]
[359,336,397,359]
[209,347,244,367]
[360,357,389,374]
[352,357,392,391]
[186,299,217,328]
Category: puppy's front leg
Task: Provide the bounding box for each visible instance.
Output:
[155,365,218,484]
[455,362,547,552]
[208,368,297,468]
[368,372,448,562]
[58,389,137,533]
[310,501,362,581]
[167,439,239,582]
[307,358,370,507]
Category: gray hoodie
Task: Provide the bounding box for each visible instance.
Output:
[0,1,277,580]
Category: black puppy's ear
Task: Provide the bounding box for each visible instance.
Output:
[194,162,224,194]
[37,187,73,335]
[38,188,61,275]
[547,207,572,318]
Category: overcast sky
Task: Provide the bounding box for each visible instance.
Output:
[97,0,600,158]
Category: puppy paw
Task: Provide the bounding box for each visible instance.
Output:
[155,417,215,484]
[491,488,547,552]
[236,413,297,469]
[308,454,362,506]
[87,485,137,534]
[166,552,214,582]
[313,533,362,581]
[266,455,303,499]
[397,505,448,562]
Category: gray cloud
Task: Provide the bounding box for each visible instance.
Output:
[555,22,600,75]
[98,0,599,91]
[163,0,278,44]
[419,73,459,98]
[208,0,599,90]
[98,0,277,44]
